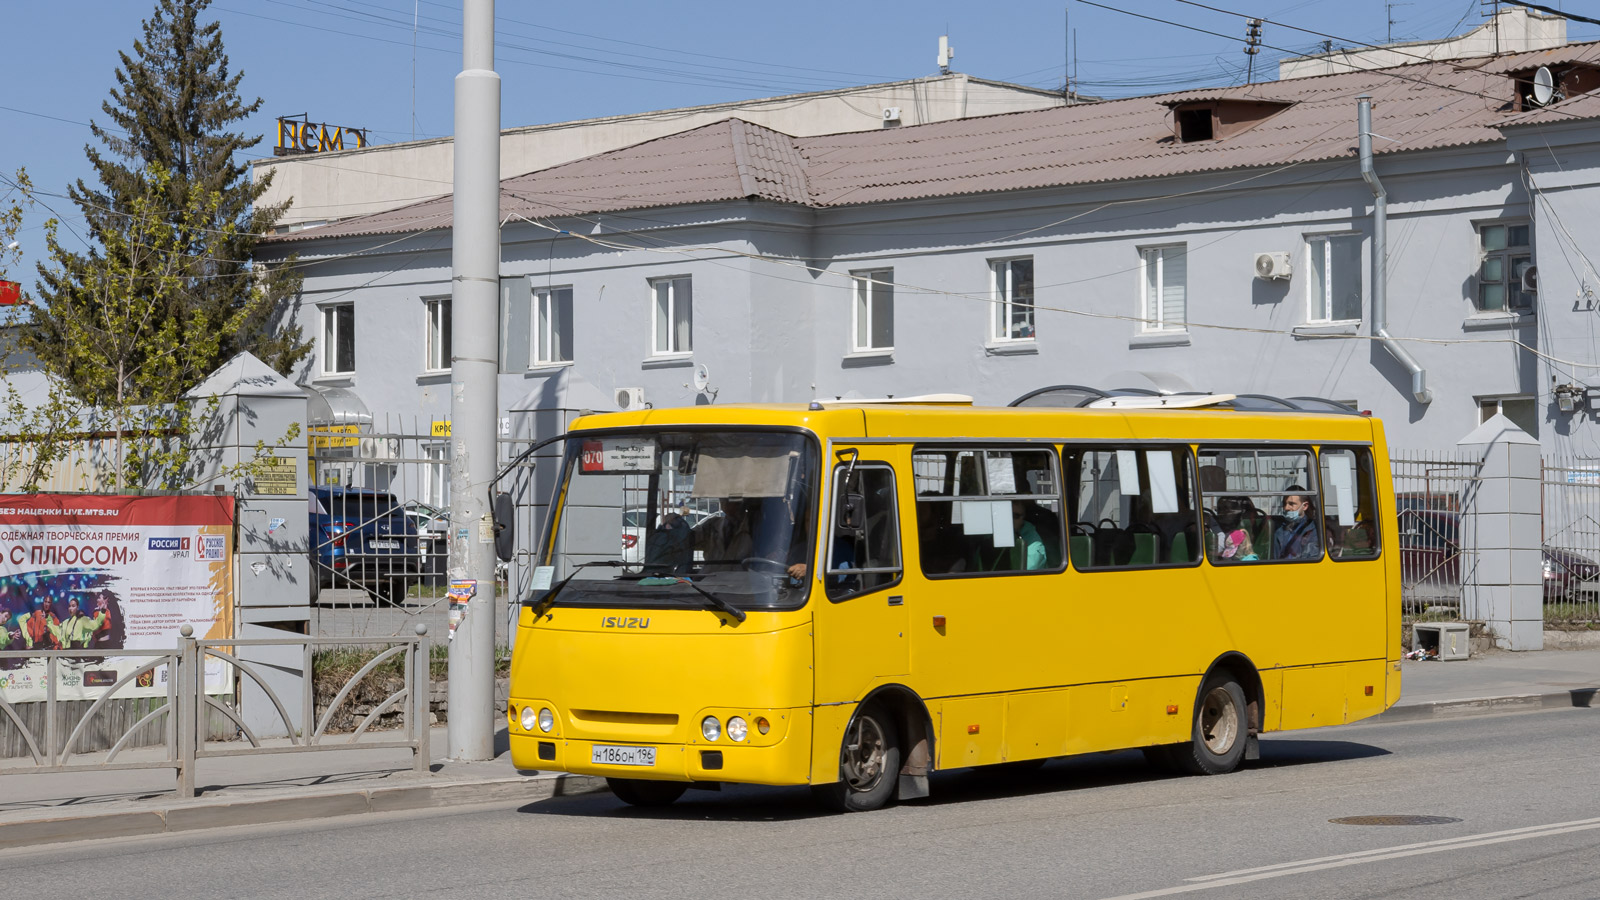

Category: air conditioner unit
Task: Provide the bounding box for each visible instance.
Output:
[1521,264,1539,293]
[882,107,902,122]
[358,436,399,460]
[615,387,646,411]
[1254,252,1292,280]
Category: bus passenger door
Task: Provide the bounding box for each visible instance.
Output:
[812,453,909,706]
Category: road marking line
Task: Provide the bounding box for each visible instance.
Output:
[1097,816,1600,900]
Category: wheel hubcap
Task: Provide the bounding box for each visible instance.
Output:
[1199,687,1239,755]
[842,715,887,791]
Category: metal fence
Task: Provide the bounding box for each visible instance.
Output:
[0,626,430,797]
[1541,455,1600,622]
[1389,449,1482,617]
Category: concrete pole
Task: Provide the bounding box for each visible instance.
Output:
[447,0,500,761]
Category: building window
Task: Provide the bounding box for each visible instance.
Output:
[1306,235,1362,323]
[1477,222,1534,312]
[424,297,451,373]
[851,269,894,352]
[422,442,450,509]
[990,258,1035,342]
[651,276,692,355]
[321,303,354,375]
[534,286,573,365]
[1139,245,1187,333]
[1478,395,1539,437]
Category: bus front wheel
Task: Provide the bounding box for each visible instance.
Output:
[1169,674,1248,776]
[813,706,901,812]
[607,778,688,808]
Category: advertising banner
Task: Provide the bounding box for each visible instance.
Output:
[0,494,234,702]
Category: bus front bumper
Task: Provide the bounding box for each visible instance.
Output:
[508,710,812,786]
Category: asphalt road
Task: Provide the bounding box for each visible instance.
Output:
[3,708,1597,899]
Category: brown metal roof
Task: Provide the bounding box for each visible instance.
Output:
[266,42,1600,245]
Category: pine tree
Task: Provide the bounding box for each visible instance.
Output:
[27,0,308,399]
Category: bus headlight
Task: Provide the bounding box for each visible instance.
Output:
[520,706,537,732]
[701,716,721,741]
[726,716,748,742]
[538,708,554,733]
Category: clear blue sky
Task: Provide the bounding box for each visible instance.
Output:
[3,0,1596,292]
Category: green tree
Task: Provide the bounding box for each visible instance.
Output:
[27,0,308,397]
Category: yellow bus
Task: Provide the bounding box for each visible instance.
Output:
[507,393,1400,811]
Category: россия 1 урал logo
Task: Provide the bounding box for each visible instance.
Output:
[148,537,191,551]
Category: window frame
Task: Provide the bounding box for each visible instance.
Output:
[423,295,452,374]
[321,302,355,376]
[1197,444,1325,565]
[1473,220,1534,313]
[1318,444,1383,563]
[1304,233,1363,325]
[988,257,1036,344]
[1138,244,1187,334]
[650,275,693,357]
[850,268,895,353]
[533,284,575,366]
[911,444,1067,580]
[1065,444,1203,572]
[824,461,904,602]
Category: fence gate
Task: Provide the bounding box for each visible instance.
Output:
[1541,455,1600,623]
[1390,450,1481,617]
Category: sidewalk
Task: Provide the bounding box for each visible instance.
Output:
[2,645,1598,852]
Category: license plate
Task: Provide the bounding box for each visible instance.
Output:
[371,540,401,550]
[591,744,656,767]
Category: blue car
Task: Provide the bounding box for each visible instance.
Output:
[310,487,422,605]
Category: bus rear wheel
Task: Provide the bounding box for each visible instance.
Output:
[607,778,688,808]
[813,705,901,812]
[1168,674,1248,776]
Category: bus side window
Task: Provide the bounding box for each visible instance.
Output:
[1321,447,1380,559]
[1198,447,1321,563]
[827,465,902,599]
[912,447,1064,577]
[1068,446,1199,569]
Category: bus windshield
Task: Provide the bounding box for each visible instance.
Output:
[541,430,819,612]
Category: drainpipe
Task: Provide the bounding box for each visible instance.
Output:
[1359,96,1433,405]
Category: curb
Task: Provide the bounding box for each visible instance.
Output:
[0,773,609,852]
[1379,687,1598,723]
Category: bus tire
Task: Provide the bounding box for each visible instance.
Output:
[607,778,688,808]
[1171,674,1248,776]
[813,704,901,813]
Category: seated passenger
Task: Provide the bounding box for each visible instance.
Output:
[1004,501,1048,571]
[1272,487,1322,560]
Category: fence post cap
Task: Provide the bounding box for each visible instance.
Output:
[414,623,428,636]
[180,624,194,638]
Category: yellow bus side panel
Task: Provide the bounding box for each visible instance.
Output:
[1062,676,1200,755]
[1279,665,1349,730]
[1258,667,1284,732]
[810,704,854,785]
[937,696,1006,768]
[1003,690,1069,761]
[1345,659,1389,724]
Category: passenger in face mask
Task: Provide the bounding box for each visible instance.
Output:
[1271,487,1322,560]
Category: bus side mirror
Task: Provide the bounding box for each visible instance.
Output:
[493,492,516,562]
[840,492,867,531]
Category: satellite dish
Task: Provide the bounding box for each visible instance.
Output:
[692,364,711,393]
[1531,66,1555,107]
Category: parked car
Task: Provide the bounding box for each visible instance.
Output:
[1398,507,1600,602]
[620,507,712,564]
[310,487,422,604]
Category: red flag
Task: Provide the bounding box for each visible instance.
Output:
[0,280,19,305]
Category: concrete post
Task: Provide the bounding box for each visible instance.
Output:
[184,352,311,737]
[446,0,502,761]
[1457,413,1543,650]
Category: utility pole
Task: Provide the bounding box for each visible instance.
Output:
[1244,19,1263,83]
[447,0,501,762]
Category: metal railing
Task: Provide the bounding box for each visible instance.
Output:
[1542,455,1600,622]
[1389,449,1482,618]
[0,625,430,798]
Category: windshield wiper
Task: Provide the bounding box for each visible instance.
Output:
[522,560,634,618]
[665,577,747,624]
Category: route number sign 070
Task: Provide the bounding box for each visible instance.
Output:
[579,439,657,474]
